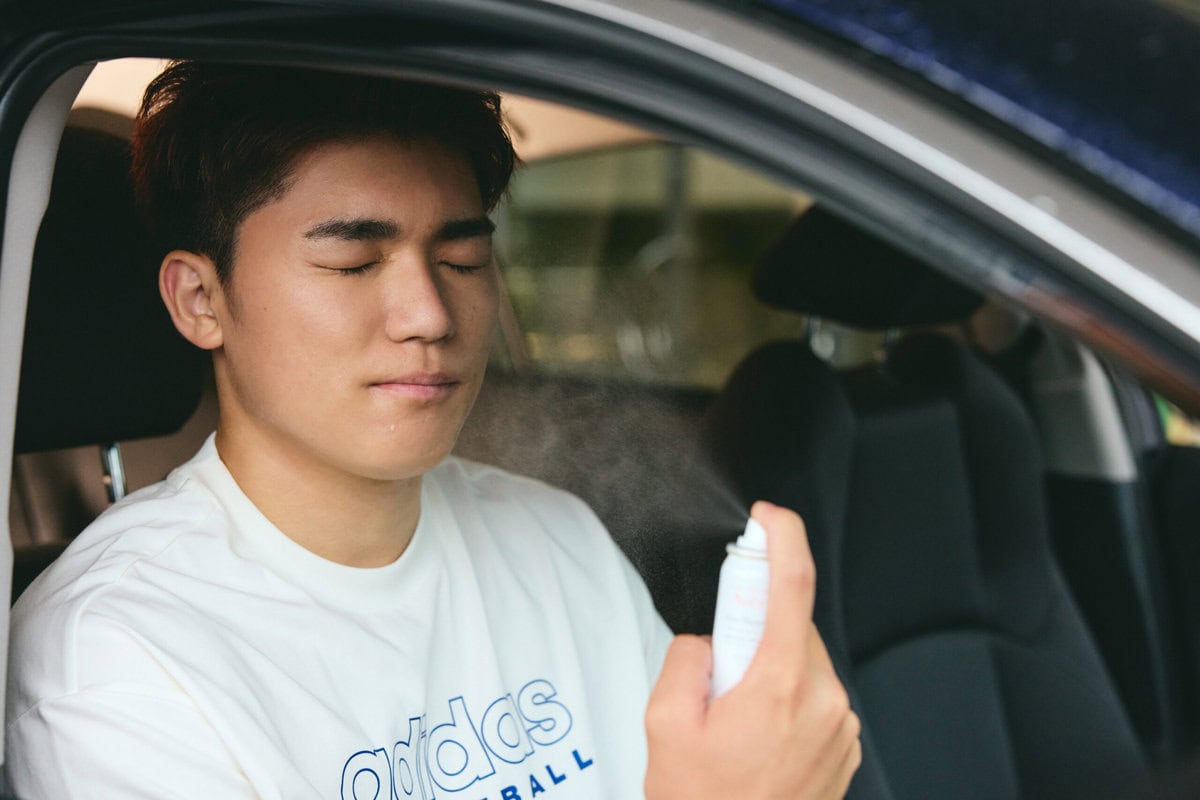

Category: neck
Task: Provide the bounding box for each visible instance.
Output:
[214,424,423,568]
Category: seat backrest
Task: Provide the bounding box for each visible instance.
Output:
[706,207,1147,799]
[10,124,207,597]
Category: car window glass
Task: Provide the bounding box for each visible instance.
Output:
[493,142,810,388]
[1156,393,1200,446]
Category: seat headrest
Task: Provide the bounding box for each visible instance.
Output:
[15,126,205,454]
[754,206,984,329]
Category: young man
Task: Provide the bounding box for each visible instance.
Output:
[5,62,859,798]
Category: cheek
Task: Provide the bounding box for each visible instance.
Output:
[467,273,501,321]
[227,282,368,379]
[268,276,377,336]
[460,290,500,346]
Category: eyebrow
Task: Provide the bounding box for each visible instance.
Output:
[302,216,495,242]
[304,218,399,241]
[438,217,496,241]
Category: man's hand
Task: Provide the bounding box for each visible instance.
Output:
[644,501,862,799]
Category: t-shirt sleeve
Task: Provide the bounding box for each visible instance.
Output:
[5,689,257,799]
[5,604,259,800]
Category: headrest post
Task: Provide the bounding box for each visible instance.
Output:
[100,442,126,503]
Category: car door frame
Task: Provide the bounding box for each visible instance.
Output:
[2,0,1200,760]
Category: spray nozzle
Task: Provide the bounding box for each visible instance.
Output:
[734,517,767,555]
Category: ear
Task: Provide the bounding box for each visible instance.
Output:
[159,250,225,350]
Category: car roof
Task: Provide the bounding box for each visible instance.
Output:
[71,58,655,162]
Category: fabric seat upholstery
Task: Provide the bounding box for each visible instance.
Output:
[10,124,206,598]
[706,207,1147,799]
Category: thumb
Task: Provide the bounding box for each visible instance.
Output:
[646,635,711,733]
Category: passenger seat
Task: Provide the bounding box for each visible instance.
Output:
[706,207,1148,799]
[10,124,208,599]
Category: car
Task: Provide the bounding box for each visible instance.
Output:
[4,0,1200,797]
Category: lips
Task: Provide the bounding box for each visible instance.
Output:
[368,373,460,400]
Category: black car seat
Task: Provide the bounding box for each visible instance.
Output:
[706,207,1147,799]
[10,124,207,599]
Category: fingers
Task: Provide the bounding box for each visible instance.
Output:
[644,501,864,800]
[806,622,838,680]
[748,500,816,671]
[841,712,865,783]
[645,635,711,734]
[813,711,863,800]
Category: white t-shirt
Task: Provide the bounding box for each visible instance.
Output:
[5,437,673,799]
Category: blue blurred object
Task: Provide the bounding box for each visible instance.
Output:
[754,0,1200,239]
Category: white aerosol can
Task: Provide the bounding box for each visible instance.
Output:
[710,517,769,698]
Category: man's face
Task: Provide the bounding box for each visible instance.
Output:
[211,135,499,482]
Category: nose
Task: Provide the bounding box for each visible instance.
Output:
[383,256,454,343]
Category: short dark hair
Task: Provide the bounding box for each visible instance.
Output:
[131,61,516,282]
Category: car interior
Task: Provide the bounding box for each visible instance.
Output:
[10,56,1200,798]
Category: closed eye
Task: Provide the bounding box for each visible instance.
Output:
[444,262,487,275]
[329,262,377,276]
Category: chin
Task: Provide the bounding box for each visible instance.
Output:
[353,441,455,483]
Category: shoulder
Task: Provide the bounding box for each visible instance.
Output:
[8,455,227,713]
[16,465,217,607]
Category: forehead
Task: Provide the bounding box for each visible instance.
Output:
[276,134,484,220]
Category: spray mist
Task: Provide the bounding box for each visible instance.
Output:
[709,517,768,698]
